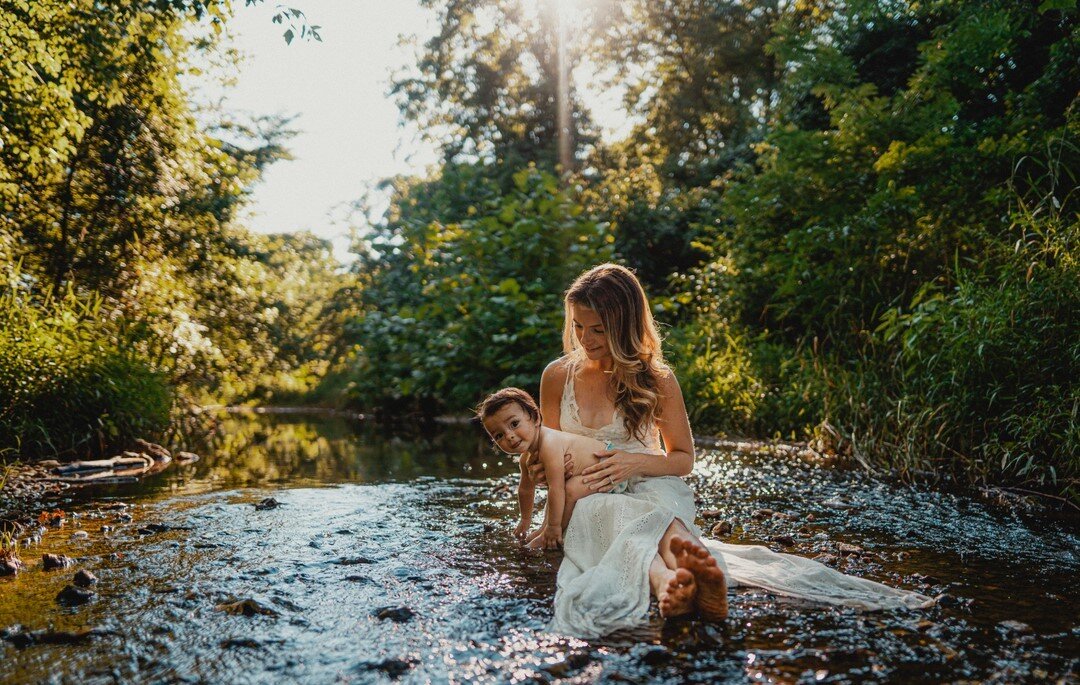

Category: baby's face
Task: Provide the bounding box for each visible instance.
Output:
[483,403,539,455]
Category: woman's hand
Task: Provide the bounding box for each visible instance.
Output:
[523,450,574,487]
[541,524,563,549]
[581,449,648,492]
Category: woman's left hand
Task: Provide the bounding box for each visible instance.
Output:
[581,449,647,492]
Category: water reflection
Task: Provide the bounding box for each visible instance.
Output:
[0,412,1076,684]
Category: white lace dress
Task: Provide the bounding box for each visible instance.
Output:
[550,371,932,638]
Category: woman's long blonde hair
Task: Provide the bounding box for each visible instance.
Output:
[562,263,667,442]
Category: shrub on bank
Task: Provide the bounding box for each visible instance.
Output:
[0,286,170,459]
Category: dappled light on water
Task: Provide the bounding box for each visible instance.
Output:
[1,413,1076,683]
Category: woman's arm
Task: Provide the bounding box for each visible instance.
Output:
[581,371,695,490]
[538,358,566,430]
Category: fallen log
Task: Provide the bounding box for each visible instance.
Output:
[52,455,152,475]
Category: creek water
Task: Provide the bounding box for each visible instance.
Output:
[0,410,1077,684]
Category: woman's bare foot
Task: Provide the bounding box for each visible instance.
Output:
[670,536,728,621]
[656,567,696,618]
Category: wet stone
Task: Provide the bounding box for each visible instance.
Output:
[752,508,774,519]
[838,543,863,556]
[354,658,416,679]
[73,569,98,587]
[215,598,280,617]
[711,521,733,536]
[542,650,592,676]
[700,509,723,518]
[43,553,75,570]
[335,557,375,565]
[0,558,23,576]
[771,534,795,547]
[999,620,1033,634]
[373,606,415,623]
[640,645,672,666]
[56,585,95,606]
[344,575,373,584]
[254,497,281,511]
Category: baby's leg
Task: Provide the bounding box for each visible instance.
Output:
[561,476,593,530]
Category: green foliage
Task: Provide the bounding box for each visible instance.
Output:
[0,0,343,456]
[343,165,613,413]
[0,280,170,458]
[854,178,1079,491]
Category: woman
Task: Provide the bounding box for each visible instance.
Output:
[529,264,931,638]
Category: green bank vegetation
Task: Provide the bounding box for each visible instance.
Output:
[1,0,1076,501]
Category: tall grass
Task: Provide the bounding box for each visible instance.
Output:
[0,272,171,458]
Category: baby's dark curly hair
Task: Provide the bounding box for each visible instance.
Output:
[476,387,541,424]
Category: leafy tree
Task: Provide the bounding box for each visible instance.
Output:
[343,165,612,413]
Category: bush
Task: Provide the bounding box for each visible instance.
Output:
[842,202,1079,494]
[0,284,170,458]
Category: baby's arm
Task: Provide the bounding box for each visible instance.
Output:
[515,456,536,541]
[539,441,568,548]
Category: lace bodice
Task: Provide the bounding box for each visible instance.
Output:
[559,365,663,455]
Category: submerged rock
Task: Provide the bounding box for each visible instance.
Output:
[838,543,863,556]
[215,598,280,617]
[56,585,95,606]
[335,557,375,565]
[73,569,98,587]
[42,553,74,570]
[176,451,201,463]
[373,606,415,623]
[771,534,795,547]
[2,625,104,648]
[710,521,733,536]
[354,658,416,678]
[0,557,23,576]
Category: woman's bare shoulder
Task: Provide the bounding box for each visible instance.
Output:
[544,356,572,374]
[541,357,572,384]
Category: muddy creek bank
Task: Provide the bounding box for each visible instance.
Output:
[1,411,1078,683]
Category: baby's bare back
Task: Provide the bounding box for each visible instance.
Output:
[541,428,606,478]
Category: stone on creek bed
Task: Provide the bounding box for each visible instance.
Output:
[372,606,415,623]
[353,658,417,678]
[56,585,95,606]
[215,598,280,617]
[42,553,75,571]
[73,569,98,587]
[254,497,282,510]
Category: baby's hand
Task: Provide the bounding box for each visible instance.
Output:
[541,524,563,549]
[513,520,530,541]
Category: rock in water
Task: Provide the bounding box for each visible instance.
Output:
[42,554,74,570]
[56,585,95,606]
[0,558,23,576]
[373,606,415,623]
[710,521,733,536]
[215,598,280,617]
[74,570,98,587]
[254,497,281,510]
[354,659,416,678]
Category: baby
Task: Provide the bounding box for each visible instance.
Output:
[478,387,620,549]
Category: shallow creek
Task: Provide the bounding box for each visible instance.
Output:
[1,411,1077,684]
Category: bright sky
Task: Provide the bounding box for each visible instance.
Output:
[205,1,441,259]
[205,1,632,261]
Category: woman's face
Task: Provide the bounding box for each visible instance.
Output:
[572,304,610,361]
